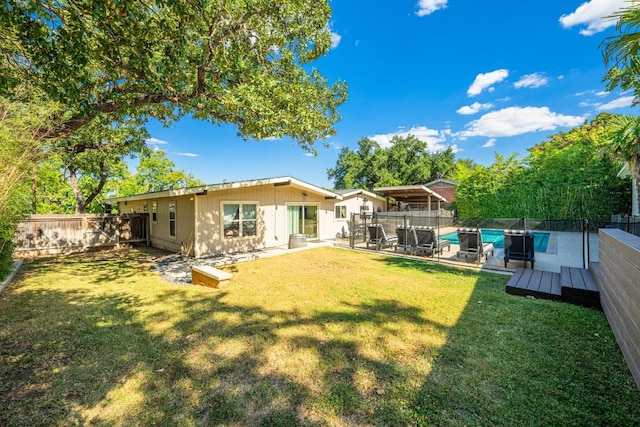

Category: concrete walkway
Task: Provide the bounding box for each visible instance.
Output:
[0,260,23,296]
[152,240,336,285]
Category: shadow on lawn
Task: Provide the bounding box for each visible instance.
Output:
[385,261,640,425]
[0,255,445,425]
[2,249,640,426]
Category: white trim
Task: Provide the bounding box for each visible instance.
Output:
[108,176,343,203]
[285,202,321,239]
[334,204,348,221]
[425,178,459,187]
[220,200,260,240]
[151,200,158,223]
[335,189,386,202]
[168,201,177,239]
[373,184,448,202]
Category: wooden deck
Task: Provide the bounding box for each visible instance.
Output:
[506,266,601,309]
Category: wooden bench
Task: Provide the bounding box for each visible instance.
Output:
[191,265,232,288]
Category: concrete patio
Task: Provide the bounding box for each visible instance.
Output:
[345,229,600,274]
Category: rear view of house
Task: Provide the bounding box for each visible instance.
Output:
[109,176,357,257]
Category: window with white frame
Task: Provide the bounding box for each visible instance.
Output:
[169,202,176,237]
[335,205,347,220]
[222,203,257,238]
[152,201,158,222]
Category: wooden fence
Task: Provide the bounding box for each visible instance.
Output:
[14,214,149,257]
[598,228,640,390]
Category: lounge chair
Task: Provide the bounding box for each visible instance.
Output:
[395,226,416,254]
[413,226,451,257]
[367,224,398,250]
[456,228,494,263]
[503,229,535,269]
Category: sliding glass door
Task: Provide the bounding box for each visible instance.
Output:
[287,205,318,238]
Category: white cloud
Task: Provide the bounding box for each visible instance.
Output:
[467,69,509,97]
[146,137,169,145]
[575,89,609,97]
[460,106,585,138]
[416,0,448,17]
[559,0,626,36]
[456,102,493,115]
[369,125,456,152]
[173,152,199,157]
[597,95,635,110]
[482,138,496,148]
[330,31,341,49]
[514,73,549,89]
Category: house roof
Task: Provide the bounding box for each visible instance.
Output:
[373,184,448,203]
[618,163,631,179]
[107,176,343,203]
[332,188,386,202]
[424,178,459,187]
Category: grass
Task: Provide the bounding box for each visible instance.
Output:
[0,246,639,426]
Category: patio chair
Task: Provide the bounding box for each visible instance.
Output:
[503,229,535,269]
[367,224,398,250]
[413,226,451,257]
[456,228,494,263]
[395,226,416,254]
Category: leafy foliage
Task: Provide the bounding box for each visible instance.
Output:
[119,149,206,195]
[327,135,456,189]
[0,88,58,276]
[47,116,149,213]
[601,2,640,106]
[35,149,206,213]
[0,0,347,151]
[454,114,630,220]
[602,114,640,211]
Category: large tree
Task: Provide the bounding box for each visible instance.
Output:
[1,0,347,151]
[601,3,640,210]
[50,117,149,213]
[327,135,456,190]
[601,1,640,105]
[36,148,206,213]
[604,114,640,213]
[128,149,206,194]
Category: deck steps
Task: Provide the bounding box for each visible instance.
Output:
[506,266,601,309]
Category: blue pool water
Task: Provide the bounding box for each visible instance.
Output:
[440,229,550,253]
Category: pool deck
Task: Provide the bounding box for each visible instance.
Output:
[348,229,599,274]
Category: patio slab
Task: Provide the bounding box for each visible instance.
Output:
[349,230,600,274]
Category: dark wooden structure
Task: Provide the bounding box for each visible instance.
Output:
[506,266,600,309]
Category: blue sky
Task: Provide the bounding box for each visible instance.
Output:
[144,0,635,189]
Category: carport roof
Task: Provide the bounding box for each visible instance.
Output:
[373,184,448,203]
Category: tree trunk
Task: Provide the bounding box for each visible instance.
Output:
[82,163,109,211]
[68,165,85,214]
[68,162,109,214]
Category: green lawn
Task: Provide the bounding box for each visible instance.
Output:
[0,246,639,426]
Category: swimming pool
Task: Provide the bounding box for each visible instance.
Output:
[440,229,551,253]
